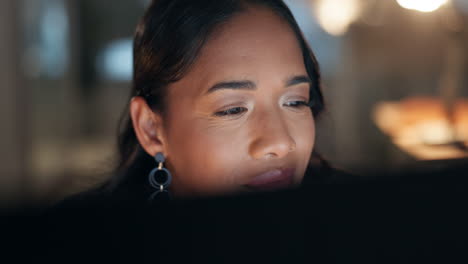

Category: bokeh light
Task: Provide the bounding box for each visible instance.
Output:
[313,0,361,36]
[396,0,449,13]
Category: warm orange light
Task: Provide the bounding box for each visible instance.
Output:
[373,97,468,160]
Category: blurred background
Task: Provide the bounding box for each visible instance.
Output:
[1,0,467,207]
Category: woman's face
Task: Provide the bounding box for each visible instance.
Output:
[136,7,316,196]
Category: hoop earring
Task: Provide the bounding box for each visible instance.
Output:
[148,152,172,202]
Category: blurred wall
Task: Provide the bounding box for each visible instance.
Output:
[0,0,28,206]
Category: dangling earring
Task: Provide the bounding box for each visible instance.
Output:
[148,152,172,202]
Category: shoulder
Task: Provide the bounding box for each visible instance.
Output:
[51,184,112,211]
[51,174,151,211]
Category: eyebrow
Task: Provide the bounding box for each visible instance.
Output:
[285,75,312,87]
[205,75,311,94]
[206,80,256,94]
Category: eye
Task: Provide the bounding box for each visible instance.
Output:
[284,100,311,108]
[214,106,248,117]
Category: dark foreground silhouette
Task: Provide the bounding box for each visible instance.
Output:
[3,160,468,263]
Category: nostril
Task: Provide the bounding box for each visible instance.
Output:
[248,118,297,160]
[289,142,296,152]
[248,132,297,160]
[262,142,294,160]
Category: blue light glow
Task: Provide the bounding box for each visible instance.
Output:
[97,38,133,81]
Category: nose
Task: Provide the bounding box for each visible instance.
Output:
[248,110,296,160]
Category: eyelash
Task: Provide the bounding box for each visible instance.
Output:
[214,100,310,117]
[284,100,311,108]
[214,107,247,117]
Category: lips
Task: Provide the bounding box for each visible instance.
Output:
[244,168,295,191]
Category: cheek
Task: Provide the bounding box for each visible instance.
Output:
[289,113,316,179]
[165,118,247,195]
[298,115,315,150]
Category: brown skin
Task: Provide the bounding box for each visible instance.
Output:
[130,7,315,197]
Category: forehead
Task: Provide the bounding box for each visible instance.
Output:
[173,6,306,94]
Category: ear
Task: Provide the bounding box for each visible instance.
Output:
[130,96,168,158]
